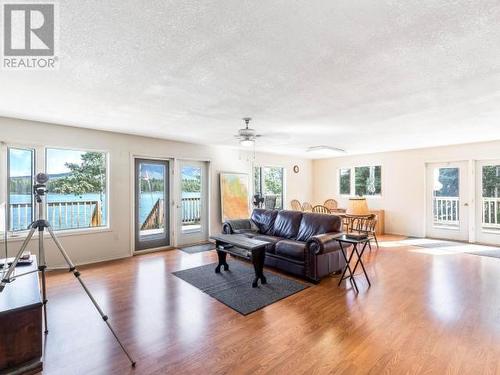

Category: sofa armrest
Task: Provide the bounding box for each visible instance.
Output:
[306,232,343,255]
[222,219,254,234]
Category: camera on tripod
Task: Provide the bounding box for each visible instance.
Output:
[33,173,49,202]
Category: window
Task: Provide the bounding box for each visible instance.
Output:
[254,166,284,209]
[7,147,35,231]
[355,166,382,196]
[338,165,382,197]
[45,148,108,230]
[339,168,351,195]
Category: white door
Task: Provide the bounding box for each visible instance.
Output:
[475,160,500,245]
[426,161,469,241]
[175,160,209,246]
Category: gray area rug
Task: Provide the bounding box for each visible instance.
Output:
[179,243,215,254]
[172,261,309,315]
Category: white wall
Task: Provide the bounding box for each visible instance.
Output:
[313,140,500,237]
[0,117,312,266]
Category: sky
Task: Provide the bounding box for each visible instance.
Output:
[9,148,85,177]
[139,164,201,180]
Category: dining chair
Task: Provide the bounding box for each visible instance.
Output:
[323,199,338,211]
[302,202,313,212]
[350,214,379,250]
[264,195,277,210]
[290,199,302,211]
[312,205,330,214]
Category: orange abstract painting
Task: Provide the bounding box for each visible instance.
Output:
[220,173,250,222]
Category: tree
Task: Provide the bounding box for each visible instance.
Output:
[48,152,106,202]
[482,165,500,197]
[434,168,459,197]
[355,166,381,196]
[181,178,200,193]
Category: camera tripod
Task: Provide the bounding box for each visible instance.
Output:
[0,178,136,367]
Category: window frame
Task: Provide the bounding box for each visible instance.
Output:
[1,142,111,239]
[7,146,35,233]
[45,146,110,232]
[338,167,352,197]
[338,164,383,198]
[253,165,286,210]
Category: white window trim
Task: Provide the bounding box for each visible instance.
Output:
[338,165,383,198]
[1,142,111,239]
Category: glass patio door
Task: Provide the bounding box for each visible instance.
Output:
[175,160,208,246]
[426,162,469,241]
[475,160,500,245]
[134,159,170,251]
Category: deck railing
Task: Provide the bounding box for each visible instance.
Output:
[433,196,459,226]
[483,197,500,228]
[181,197,201,225]
[10,196,203,232]
[9,201,102,232]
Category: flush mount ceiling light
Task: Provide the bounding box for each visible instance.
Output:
[306,145,346,155]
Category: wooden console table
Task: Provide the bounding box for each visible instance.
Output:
[0,257,43,375]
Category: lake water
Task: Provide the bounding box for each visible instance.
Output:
[8,192,201,231]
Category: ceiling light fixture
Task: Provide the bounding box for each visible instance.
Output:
[240,138,255,147]
[306,145,346,155]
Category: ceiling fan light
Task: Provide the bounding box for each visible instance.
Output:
[240,138,255,147]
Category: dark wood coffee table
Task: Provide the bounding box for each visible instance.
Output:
[209,234,270,288]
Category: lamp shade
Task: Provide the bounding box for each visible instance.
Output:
[346,197,369,216]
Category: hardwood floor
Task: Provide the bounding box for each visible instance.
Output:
[39,236,500,374]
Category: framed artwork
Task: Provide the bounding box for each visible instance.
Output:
[220,172,250,222]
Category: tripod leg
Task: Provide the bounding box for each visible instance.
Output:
[0,226,37,292]
[38,228,49,334]
[46,226,136,367]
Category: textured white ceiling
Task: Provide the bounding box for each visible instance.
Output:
[1,0,500,158]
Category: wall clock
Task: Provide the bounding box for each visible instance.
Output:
[293,165,299,174]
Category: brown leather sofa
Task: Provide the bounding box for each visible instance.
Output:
[222,209,347,283]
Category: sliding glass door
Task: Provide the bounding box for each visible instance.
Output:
[134,159,170,251]
[254,166,284,210]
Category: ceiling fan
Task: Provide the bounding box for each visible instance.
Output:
[235,117,260,147]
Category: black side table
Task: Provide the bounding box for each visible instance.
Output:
[335,235,371,293]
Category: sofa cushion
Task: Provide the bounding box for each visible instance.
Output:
[272,210,303,239]
[251,209,278,235]
[296,212,342,242]
[275,240,306,261]
[253,235,282,254]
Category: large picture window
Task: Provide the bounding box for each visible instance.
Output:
[46,148,108,230]
[254,166,284,209]
[7,147,35,232]
[338,165,382,197]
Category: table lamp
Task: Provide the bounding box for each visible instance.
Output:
[346,197,369,216]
